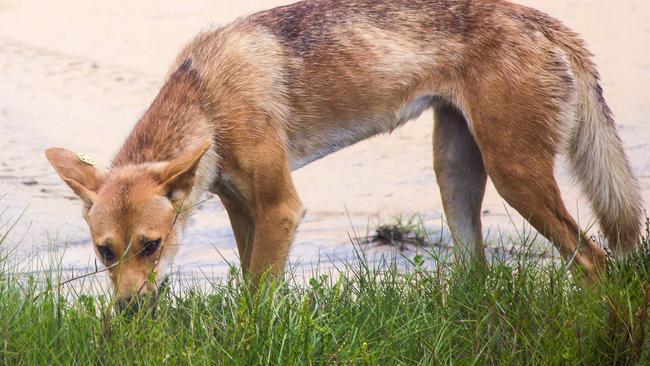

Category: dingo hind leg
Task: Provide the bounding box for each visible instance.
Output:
[469,99,606,279]
[433,103,487,263]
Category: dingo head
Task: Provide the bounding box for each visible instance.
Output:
[45,142,210,308]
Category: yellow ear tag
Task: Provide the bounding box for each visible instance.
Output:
[77,153,97,166]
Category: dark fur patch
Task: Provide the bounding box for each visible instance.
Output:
[180,58,193,71]
[249,0,492,58]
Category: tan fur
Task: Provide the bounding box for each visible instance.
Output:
[46,0,642,303]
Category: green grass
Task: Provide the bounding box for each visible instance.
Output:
[2,218,650,365]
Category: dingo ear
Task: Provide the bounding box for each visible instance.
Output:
[45,148,101,206]
[159,141,211,200]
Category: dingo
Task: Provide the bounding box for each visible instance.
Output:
[46,0,641,305]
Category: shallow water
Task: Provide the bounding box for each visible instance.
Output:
[1,0,649,285]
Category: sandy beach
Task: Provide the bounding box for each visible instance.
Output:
[0,0,648,280]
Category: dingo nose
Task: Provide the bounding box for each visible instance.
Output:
[116,291,158,313]
[117,294,136,313]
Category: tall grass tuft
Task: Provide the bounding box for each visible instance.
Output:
[1,217,650,364]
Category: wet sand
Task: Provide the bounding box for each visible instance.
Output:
[1,0,648,280]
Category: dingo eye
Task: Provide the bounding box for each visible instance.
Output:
[142,239,161,257]
[97,245,115,263]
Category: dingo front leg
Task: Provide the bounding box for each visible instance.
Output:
[246,160,305,279]
[248,188,305,279]
[221,196,254,275]
[219,134,305,281]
